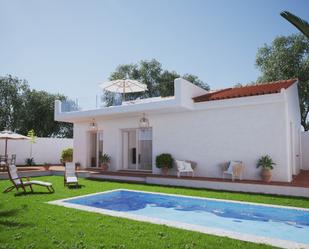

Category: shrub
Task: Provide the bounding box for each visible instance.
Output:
[61,148,73,163]
[156,153,173,169]
[256,155,276,170]
[99,153,111,164]
[25,157,36,166]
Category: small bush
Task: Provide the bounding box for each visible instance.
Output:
[61,148,73,163]
[25,157,36,166]
[99,153,111,164]
[256,155,276,170]
[156,153,173,169]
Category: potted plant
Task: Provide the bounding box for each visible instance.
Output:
[25,157,36,166]
[75,162,81,170]
[156,153,173,176]
[43,162,50,171]
[27,129,36,164]
[99,153,111,171]
[61,148,73,166]
[256,155,276,183]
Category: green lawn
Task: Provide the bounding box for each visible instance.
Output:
[1,176,309,249]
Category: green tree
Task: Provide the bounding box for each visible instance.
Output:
[256,34,309,131]
[138,59,162,97]
[20,90,73,137]
[281,11,309,38]
[0,75,29,131]
[158,70,180,97]
[0,75,73,137]
[102,59,209,106]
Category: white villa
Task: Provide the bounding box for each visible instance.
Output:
[55,78,302,183]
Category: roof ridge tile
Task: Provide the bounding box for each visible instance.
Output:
[192,79,297,103]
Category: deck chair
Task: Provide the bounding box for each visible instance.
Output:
[64,162,78,187]
[221,161,244,181]
[3,164,54,193]
[175,160,196,177]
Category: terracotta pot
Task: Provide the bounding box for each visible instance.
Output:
[43,165,50,171]
[101,163,109,171]
[261,169,272,183]
[162,167,169,176]
[75,163,81,170]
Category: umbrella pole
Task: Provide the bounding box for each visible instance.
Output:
[123,87,126,102]
[5,138,7,157]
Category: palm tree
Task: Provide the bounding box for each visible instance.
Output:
[280,11,309,38]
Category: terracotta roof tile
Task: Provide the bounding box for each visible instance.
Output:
[193,79,298,103]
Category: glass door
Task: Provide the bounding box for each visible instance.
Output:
[122,128,152,171]
[89,131,103,168]
[122,130,137,170]
[89,132,97,167]
[138,128,152,170]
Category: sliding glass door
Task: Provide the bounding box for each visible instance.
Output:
[138,129,152,170]
[89,131,103,168]
[122,128,152,171]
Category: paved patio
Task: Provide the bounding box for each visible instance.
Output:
[1,166,308,197]
[1,166,307,188]
[87,168,309,188]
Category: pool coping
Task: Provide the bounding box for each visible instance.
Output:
[48,189,309,249]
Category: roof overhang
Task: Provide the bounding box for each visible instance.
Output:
[54,78,208,123]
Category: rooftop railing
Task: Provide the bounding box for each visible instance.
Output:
[59,93,121,113]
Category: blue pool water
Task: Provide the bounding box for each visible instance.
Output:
[64,190,309,245]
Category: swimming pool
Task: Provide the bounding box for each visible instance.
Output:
[49,189,309,249]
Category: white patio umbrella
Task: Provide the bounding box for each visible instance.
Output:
[99,79,148,101]
[0,130,30,157]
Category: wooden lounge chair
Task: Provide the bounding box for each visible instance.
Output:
[221,161,244,181]
[64,162,78,187]
[3,164,54,193]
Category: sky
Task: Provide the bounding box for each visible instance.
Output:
[1,0,309,108]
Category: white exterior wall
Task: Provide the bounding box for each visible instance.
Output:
[301,132,309,170]
[73,100,291,182]
[284,82,302,174]
[0,137,73,165]
[73,123,89,168]
[152,102,289,181]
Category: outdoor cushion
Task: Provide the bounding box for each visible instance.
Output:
[8,165,22,185]
[28,180,53,187]
[66,176,78,183]
[65,173,76,177]
[182,161,193,171]
[175,160,185,170]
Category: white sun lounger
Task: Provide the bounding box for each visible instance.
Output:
[64,162,78,187]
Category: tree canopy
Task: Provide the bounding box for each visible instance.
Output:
[0,75,73,137]
[103,59,209,106]
[0,75,28,132]
[256,34,309,131]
